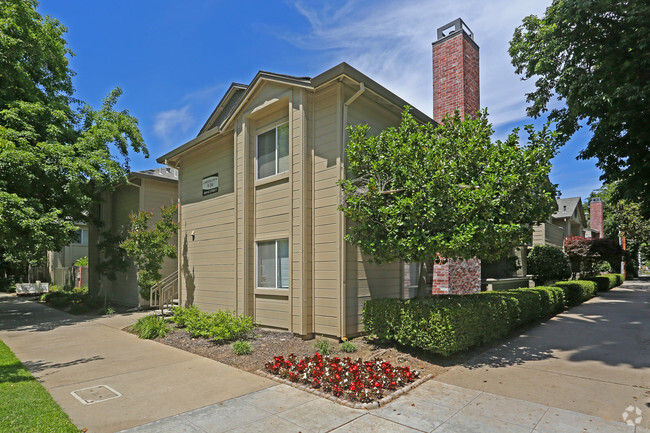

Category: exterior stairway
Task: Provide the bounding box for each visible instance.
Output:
[149,270,179,316]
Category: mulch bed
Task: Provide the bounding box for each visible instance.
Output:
[154,324,452,379]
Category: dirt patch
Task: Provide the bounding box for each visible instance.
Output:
[153,324,462,379]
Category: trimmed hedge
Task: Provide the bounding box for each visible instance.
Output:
[553,280,597,307]
[589,274,617,292]
[363,286,564,356]
[612,273,624,286]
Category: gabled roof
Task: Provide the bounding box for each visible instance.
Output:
[198,83,248,135]
[552,197,581,219]
[128,167,178,184]
[157,62,432,164]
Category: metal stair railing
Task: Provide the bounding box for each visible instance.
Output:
[149,270,178,316]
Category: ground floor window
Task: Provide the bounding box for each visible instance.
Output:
[257,239,289,288]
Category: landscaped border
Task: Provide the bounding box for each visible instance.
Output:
[258,369,433,409]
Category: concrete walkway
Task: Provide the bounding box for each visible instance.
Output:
[0,294,273,432]
[1,281,648,432]
[436,279,650,429]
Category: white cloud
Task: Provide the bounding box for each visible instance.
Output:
[289,0,550,127]
[153,105,195,146]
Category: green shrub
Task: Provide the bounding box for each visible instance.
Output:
[232,340,252,356]
[183,309,254,342]
[612,273,624,286]
[131,315,169,339]
[72,285,88,295]
[0,277,16,292]
[48,285,63,293]
[554,280,597,307]
[363,286,566,356]
[589,274,618,292]
[339,340,357,353]
[98,306,116,315]
[170,305,200,327]
[73,256,88,266]
[527,245,571,285]
[41,291,71,308]
[314,339,332,355]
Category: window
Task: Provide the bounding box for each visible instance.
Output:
[257,239,289,288]
[257,123,289,179]
[71,229,88,245]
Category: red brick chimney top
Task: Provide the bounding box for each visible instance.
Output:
[590,197,604,238]
[432,18,480,125]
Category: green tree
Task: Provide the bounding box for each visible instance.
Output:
[121,205,178,299]
[0,0,147,274]
[509,0,650,214]
[527,245,571,285]
[340,108,559,298]
[587,183,650,274]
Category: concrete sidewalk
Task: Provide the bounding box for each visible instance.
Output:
[121,380,648,433]
[1,280,649,432]
[437,279,650,430]
[0,294,273,432]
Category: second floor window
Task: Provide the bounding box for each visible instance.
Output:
[257,122,289,179]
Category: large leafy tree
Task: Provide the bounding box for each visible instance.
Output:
[586,183,650,273]
[340,109,559,298]
[0,0,148,273]
[121,205,178,299]
[509,0,650,214]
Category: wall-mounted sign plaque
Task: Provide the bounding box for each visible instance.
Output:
[202,173,219,196]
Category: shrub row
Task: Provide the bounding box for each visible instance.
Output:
[589,274,619,292]
[363,286,564,356]
[363,274,625,356]
[553,280,597,307]
[40,286,103,313]
[170,306,254,342]
[132,315,169,339]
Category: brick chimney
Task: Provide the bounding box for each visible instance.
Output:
[590,197,603,239]
[430,19,482,296]
[432,18,480,124]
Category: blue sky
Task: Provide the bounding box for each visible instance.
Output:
[38,0,603,200]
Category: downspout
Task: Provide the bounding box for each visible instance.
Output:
[340,82,365,338]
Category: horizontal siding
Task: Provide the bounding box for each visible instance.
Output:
[180,133,234,205]
[255,294,289,329]
[181,194,236,312]
[142,179,177,213]
[344,87,403,336]
[108,185,140,306]
[312,83,341,336]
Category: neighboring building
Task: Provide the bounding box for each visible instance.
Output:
[588,197,604,238]
[88,168,178,307]
[157,19,480,338]
[46,223,89,287]
[533,197,594,248]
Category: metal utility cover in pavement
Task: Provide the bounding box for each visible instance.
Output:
[71,385,121,405]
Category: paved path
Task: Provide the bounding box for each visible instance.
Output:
[1,281,649,432]
[0,294,273,432]
[437,279,650,429]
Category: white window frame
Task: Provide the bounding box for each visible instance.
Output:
[256,239,289,289]
[71,228,88,245]
[256,122,289,180]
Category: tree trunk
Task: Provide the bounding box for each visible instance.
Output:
[416,261,430,299]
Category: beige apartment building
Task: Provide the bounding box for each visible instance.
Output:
[159,19,481,338]
[88,168,178,307]
[158,64,432,337]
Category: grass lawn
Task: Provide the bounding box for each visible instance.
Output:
[0,339,78,433]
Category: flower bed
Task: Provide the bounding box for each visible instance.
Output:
[264,352,420,403]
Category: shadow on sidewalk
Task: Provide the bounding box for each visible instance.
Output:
[0,294,143,333]
[459,282,650,370]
